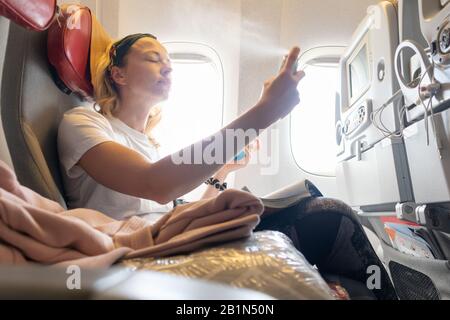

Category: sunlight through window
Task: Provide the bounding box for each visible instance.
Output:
[290,63,338,177]
[153,52,224,201]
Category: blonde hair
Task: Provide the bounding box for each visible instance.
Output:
[92,41,161,148]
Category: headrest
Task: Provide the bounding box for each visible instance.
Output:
[47,4,113,100]
[0,0,56,31]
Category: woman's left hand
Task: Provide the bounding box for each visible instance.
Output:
[219,139,260,175]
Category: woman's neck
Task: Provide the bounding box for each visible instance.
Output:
[114,93,158,133]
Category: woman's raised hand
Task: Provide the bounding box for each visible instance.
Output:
[258,47,306,120]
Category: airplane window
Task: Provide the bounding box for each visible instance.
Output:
[290,62,338,177]
[153,50,224,200]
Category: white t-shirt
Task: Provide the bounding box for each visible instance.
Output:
[58,106,174,221]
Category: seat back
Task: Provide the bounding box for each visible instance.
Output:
[0,16,12,168]
[1,4,83,208]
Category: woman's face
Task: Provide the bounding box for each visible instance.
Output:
[114,37,172,102]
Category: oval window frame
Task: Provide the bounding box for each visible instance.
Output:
[290,46,345,178]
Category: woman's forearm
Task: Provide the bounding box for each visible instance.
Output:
[147,44,305,204]
[147,100,280,203]
[76,101,278,205]
[199,170,229,200]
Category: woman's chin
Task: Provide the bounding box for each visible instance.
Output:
[158,89,171,101]
[159,90,170,101]
[147,89,169,102]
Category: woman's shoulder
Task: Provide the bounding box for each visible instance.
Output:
[61,106,113,128]
[62,106,107,122]
[59,105,115,137]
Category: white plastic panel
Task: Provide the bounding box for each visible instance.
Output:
[396,1,450,204]
[419,0,449,45]
[338,1,400,154]
[336,139,410,208]
[336,2,413,208]
[403,109,450,204]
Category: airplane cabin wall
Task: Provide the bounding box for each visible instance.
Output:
[235,0,285,196]
[235,0,380,197]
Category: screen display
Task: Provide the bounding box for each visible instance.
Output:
[349,44,370,101]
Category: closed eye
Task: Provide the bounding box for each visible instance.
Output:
[146,53,160,62]
[143,51,170,64]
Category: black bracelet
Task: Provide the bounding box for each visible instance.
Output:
[173,198,190,207]
[205,177,227,191]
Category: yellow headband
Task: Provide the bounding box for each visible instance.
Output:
[90,12,113,87]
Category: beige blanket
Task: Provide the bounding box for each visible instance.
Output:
[0,161,264,268]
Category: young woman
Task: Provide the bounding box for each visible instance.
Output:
[58,33,303,221]
[58,34,396,299]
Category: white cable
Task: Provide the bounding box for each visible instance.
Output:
[417,63,436,146]
[370,63,435,143]
[369,78,418,139]
[369,88,403,134]
[427,62,444,158]
[359,49,445,147]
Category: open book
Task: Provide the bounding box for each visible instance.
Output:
[241,180,323,210]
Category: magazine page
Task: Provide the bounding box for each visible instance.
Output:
[262,180,311,199]
[241,180,322,210]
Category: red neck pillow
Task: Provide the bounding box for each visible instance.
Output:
[0,0,57,31]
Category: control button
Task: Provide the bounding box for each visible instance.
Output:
[344,121,350,134]
[432,40,438,56]
[377,59,386,82]
[440,28,450,54]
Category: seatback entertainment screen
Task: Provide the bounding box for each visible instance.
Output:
[349,43,370,101]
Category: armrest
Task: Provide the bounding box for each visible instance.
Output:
[0,265,274,300]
